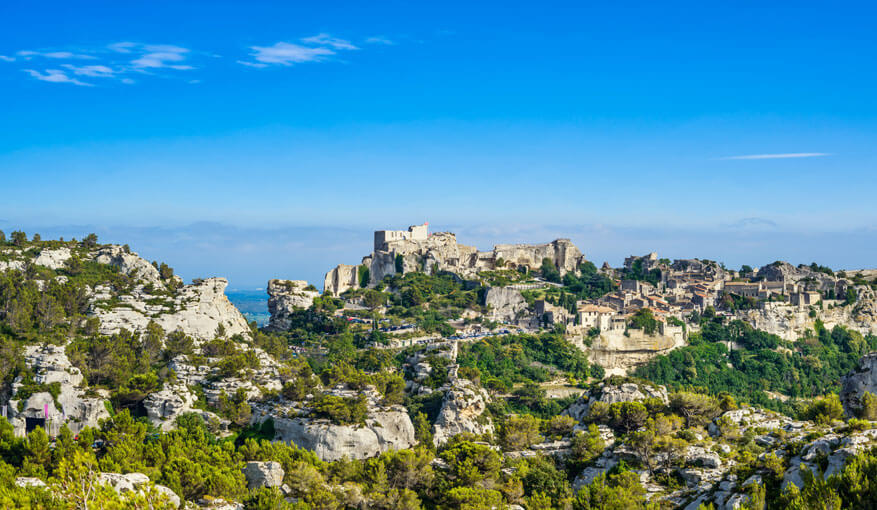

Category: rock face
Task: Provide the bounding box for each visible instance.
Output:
[840,352,877,416]
[242,461,284,489]
[565,382,669,422]
[5,344,110,437]
[585,329,685,377]
[33,247,72,270]
[324,229,586,295]
[253,388,416,462]
[142,384,223,431]
[91,277,251,341]
[483,287,527,322]
[324,264,360,297]
[93,245,163,286]
[738,301,877,341]
[433,377,494,446]
[265,409,416,462]
[266,279,320,331]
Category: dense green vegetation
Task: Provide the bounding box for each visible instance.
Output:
[634,312,877,412]
[457,332,601,393]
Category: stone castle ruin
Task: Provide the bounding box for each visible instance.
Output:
[324,223,585,295]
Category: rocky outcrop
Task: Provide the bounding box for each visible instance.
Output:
[433,377,494,446]
[33,247,72,270]
[98,472,181,508]
[565,382,669,422]
[93,245,163,286]
[324,264,360,296]
[5,344,110,437]
[584,329,685,376]
[324,228,586,295]
[91,277,251,341]
[738,301,877,341]
[266,279,320,331]
[253,388,416,461]
[840,352,877,417]
[143,384,227,432]
[242,461,284,489]
[484,287,527,322]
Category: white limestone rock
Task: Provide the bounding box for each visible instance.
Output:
[91,277,251,341]
[433,377,494,446]
[6,344,110,436]
[266,279,320,331]
[263,407,416,462]
[33,247,72,270]
[98,472,180,508]
[93,245,163,285]
[242,461,284,489]
[484,287,527,322]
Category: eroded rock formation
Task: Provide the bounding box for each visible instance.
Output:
[266,279,320,331]
[5,344,110,436]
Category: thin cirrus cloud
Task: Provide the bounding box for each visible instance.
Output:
[23,69,93,87]
[719,153,831,160]
[5,33,387,84]
[5,42,198,86]
[238,34,359,68]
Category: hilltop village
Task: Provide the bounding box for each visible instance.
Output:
[1,226,877,509]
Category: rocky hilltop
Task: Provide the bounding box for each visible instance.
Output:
[324,224,585,295]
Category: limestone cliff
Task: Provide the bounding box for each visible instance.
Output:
[91,277,251,341]
[737,299,877,341]
[582,328,685,376]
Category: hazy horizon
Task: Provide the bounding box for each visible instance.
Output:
[2,220,874,291]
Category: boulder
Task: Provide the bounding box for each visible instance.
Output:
[97,472,181,508]
[242,461,284,489]
[266,409,416,461]
[15,477,47,488]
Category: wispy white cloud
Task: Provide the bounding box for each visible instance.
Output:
[130,44,193,70]
[17,50,95,60]
[243,42,336,66]
[239,33,364,68]
[23,69,92,86]
[108,42,137,54]
[301,33,358,50]
[719,153,831,160]
[365,36,394,45]
[12,42,197,86]
[236,60,268,68]
[62,64,116,77]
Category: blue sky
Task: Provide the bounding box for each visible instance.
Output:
[1,1,876,289]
